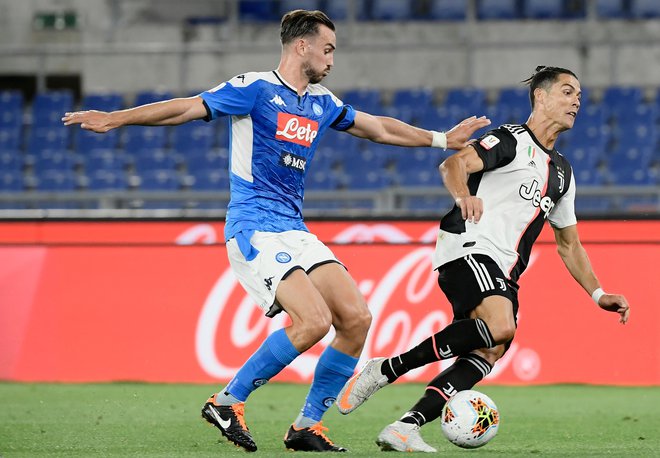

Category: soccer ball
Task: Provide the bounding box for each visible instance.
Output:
[440,390,500,449]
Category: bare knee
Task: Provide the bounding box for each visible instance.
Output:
[333,302,372,346]
[486,318,516,344]
[290,310,332,350]
[472,345,506,367]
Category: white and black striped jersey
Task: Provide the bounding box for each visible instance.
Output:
[432,123,577,284]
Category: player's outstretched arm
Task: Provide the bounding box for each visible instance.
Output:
[553,224,630,324]
[347,111,490,150]
[62,96,208,133]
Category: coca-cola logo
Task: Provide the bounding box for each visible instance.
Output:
[275,113,318,147]
[190,222,542,383]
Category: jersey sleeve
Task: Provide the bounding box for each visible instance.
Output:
[326,92,356,131]
[199,73,261,121]
[548,170,577,228]
[470,127,518,171]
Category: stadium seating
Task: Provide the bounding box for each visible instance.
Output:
[428,0,467,21]
[32,91,73,127]
[630,0,660,19]
[371,0,414,21]
[596,0,628,19]
[81,93,123,111]
[476,0,520,20]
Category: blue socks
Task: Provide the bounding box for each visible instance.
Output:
[295,346,358,427]
[223,328,300,402]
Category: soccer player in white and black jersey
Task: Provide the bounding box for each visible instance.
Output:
[337,66,631,452]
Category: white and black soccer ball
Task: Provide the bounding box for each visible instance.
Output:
[440,389,500,449]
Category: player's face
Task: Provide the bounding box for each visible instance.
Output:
[302,25,336,84]
[543,74,581,130]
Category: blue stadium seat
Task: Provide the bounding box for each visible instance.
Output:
[84,149,129,174]
[444,88,487,115]
[341,89,383,113]
[306,170,340,191]
[572,104,608,131]
[217,121,230,148]
[396,168,440,187]
[483,105,513,128]
[476,0,520,20]
[0,106,22,130]
[561,124,610,150]
[189,169,230,190]
[610,167,656,186]
[87,170,129,190]
[601,86,644,118]
[429,0,467,20]
[391,148,439,173]
[32,150,78,174]
[523,0,564,19]
[139,169,181,190]
[123,126,169,152]
[0,126,21,149]
[573,168,605,186]
[0,170,24,192]
[565,146,603,170]
[343,170,391,190]
[133,150,179,173]
[239,0,279,22]
[279,0,322,17]
[0,150,22,172]
[606,146,653,173]
[323,0,369,21]
[27,126,71,153]
[185,150,229,173]
[32,91,74,127]
[630,0,660,18]
[75,128,120,152]
[392,88,434,112]
[596,0,628,18]
[317,129,360,153]
[0,90,23,110]
[371,0,414,21]
[172,121,216,154]
[496,87,529,110]
[133,90,174,107]
[36,169,78,191]
[81,93,123,111]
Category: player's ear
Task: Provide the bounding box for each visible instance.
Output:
[295,38,306,56]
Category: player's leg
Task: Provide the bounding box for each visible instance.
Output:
[203,233,333,451]
[338,255,516,414]
[285,242,371,451]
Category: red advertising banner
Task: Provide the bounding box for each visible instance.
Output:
[0,221,658,385]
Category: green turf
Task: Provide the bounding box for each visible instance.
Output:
[0,383,658,457]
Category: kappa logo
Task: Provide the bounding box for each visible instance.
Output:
[264,276,274,291]
[270,95,287,107]
[279,151,307,173]
[480,135,500,150]
[276,112,319,147]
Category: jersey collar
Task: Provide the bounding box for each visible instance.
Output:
[522,123,556,155]
[273,70,308,96]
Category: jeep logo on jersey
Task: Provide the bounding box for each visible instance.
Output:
[279,151,307,173]
[276,113,319,147]
[519,179,555,218]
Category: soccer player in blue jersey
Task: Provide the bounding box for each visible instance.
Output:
[63,9,490,452]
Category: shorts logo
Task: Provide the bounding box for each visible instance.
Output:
[264,276,274,291]
[275,252,292,263]
[276,112,318,147]
[253,378,268,388]
[479,135,500,150]
[312,103,323,116]
[280,151,307,172]
[323,397,336,407]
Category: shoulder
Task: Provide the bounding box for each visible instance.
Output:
[308,83,344,107]
[209,71,274,92]
[552,150,574,174]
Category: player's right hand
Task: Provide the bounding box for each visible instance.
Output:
[455,195,483,224]
[62,110,114,133]
[597,293,630,324]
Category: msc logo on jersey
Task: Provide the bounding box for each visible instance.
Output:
[276,113,319,147]
[280,152,307,172]
[519,179,555,218]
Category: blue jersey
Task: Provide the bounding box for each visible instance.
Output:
[200,70,356,255]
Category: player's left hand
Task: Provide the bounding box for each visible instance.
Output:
[597,293,630,324]
[445,116,491,150]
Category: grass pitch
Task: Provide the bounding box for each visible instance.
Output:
[0,383,658,457]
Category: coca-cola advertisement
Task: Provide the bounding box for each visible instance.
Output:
[0,220,658,385]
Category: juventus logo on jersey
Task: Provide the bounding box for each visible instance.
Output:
[557,167,565,192]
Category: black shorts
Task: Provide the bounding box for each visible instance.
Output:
[437,254,519,322]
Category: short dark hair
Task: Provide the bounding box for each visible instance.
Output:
[522,66,578,108]
[280,10,335,45]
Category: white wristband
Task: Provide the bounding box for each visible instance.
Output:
[431,130,447,150]
[591,287,606,304]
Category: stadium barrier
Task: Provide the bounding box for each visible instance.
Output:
[1,220,658,385]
